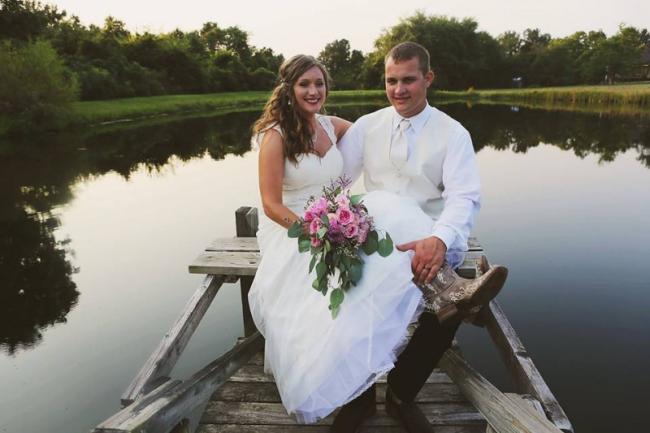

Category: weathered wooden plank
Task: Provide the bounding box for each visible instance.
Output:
[479,301,574,433]
[439,349,564,433]
[197,424,485,433]
[122,274,227,405]
[235,207,259,337]
[486,394,544,433]
[94,333,263,433]
[189,251,260,275]
[202,401,483,426]
[207,237,260,252]
[456,251,487,279]
[227,364,452,384]
[211,381,466,404]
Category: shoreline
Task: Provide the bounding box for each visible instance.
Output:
[2,84,649,137]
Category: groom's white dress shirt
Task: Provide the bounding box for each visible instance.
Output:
[339,104,481,259]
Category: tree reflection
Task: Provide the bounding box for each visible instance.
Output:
[435,104,650,168]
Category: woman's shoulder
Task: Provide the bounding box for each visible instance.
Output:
[321,115,352,140]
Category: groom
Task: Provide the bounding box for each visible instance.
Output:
[333,42,506,432]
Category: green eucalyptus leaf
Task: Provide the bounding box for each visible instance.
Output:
[288,221,303,238]
[378,233,394,257]
[298,237,311,253]
[330,305,340,319]
[309,254,317,273]
[362,230,379,255]
[349,262,363,284]
[316,261,328,280]
[312,278,320,290]
[317,226,328,239]
[350,194,364,205]
[321,213,329,226]
[330,288,344,308]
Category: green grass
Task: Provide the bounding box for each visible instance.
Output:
[3,83,649,137]
[433,83,650,113]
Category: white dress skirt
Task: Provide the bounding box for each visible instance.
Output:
[248,117,435,423]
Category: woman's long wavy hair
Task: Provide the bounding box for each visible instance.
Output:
[253,55,331,164]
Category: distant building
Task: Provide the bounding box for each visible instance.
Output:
[631,43,650,81]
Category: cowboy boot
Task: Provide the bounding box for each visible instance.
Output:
[418,260,508,323]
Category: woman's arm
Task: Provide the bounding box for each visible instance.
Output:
[329,116,352,141]
[258,129,301,228]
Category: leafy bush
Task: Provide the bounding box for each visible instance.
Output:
[0,39,78,131]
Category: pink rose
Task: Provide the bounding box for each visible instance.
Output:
[343,223,359,239]
[311,237,322,247]
[336,207,354,225]
[309,218,321,235]
[304,210,315,222]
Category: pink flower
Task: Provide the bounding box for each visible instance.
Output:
[311,237,322,247]
[343,223,359,239]
[309,218,321,235]
[304,210,315,222]
[357,225,369,243]
[336,207,354,225]
[335,193,350,207]
[327,213,340,233]
[310,197,328,216]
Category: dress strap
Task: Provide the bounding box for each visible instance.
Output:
[317,115,338,144]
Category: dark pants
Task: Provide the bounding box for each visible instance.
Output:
[387,312,461,402]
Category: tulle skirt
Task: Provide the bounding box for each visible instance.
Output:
[248,190,436,423]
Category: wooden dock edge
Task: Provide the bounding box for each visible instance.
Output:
[94,332,263,433]
[480,301,574,433]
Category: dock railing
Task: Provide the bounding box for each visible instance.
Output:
[93,206,573,433]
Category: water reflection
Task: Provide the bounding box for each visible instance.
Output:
[0,104,648,354]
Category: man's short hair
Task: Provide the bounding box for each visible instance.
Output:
[385,42,431,75]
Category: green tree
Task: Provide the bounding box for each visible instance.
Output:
[369,12,505,89]
[318,39,365,89]
[0,40,78,130]
[0,0,65,41]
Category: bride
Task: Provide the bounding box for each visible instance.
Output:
[248,54,434,424]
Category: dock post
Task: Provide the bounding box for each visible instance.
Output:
[235,206,259,337]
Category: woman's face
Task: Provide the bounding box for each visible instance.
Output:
[292,66,326,115]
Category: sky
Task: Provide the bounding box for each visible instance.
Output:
[48,0,649,57]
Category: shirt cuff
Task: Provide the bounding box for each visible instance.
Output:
[432,225,456,250]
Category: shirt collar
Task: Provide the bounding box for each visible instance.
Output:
[392,104,433,135]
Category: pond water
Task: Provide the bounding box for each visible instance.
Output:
[0,103,649,433]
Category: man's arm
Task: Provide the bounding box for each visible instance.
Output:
[398,128,480,284]
[432,128,481,250]
[338,118,364,183]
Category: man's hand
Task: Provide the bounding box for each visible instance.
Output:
[397,236,447,284]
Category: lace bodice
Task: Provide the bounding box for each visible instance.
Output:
[259,115,344,213]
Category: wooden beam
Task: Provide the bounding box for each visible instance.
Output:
[121,274,227,406]
[235,207,258,338]
[479,301,574,433]
[95,332,264,433]
[439,349,565,433]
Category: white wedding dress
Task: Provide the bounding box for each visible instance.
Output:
[248,115,436,424]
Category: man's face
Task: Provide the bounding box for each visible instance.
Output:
[385,56,433,118]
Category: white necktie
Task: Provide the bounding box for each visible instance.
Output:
[390,118,410,170]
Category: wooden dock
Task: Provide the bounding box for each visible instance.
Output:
[94,207,573,433]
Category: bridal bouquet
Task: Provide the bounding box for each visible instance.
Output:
[288,176,393,318]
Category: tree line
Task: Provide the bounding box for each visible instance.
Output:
[1,1,649,130]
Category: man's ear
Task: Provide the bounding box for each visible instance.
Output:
[425,70,434,87]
